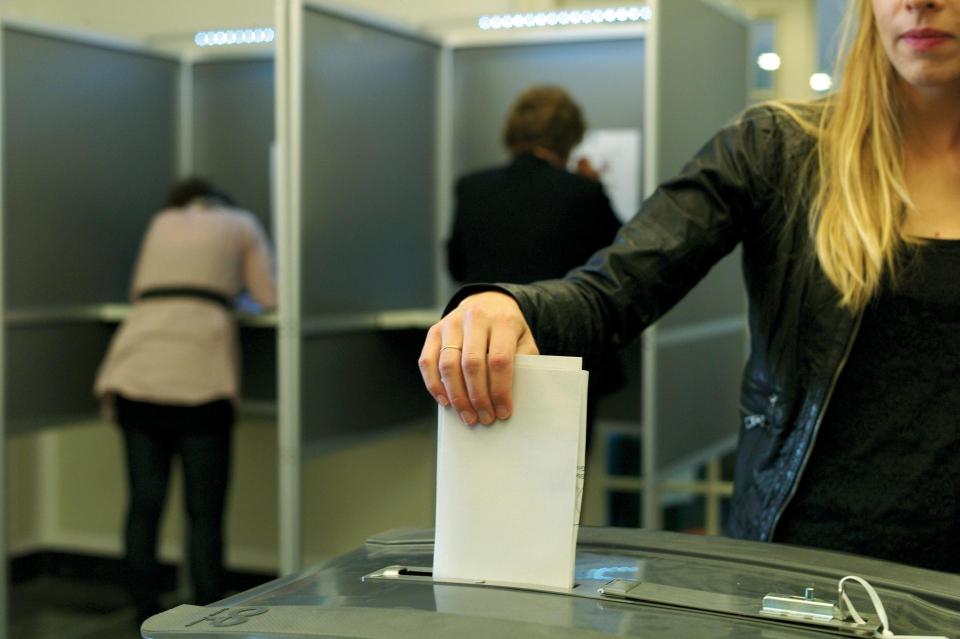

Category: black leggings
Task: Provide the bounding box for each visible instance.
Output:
[116,395,234,617]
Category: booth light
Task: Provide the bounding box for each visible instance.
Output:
[809,72,833,92]
[756,52,781,72]
[478,5,650,30]
[195,27,275,47]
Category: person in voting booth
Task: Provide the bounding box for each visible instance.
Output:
[447,85,624,444]
[419,0,960,573]
[94,178,277,623]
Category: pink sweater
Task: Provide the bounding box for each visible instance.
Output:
[94,203,277,408]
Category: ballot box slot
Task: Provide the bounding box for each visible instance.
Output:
[362,565,583,595]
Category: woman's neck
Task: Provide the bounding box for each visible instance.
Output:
[900,81,960,154]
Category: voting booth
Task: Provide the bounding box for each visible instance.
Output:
[0,23,290,638]
[0,22,180,637]
[440,0,749,533]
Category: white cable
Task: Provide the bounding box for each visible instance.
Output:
[838,575,948,639]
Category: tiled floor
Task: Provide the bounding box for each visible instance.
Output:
[11,565,274,639]
[11,575,178,639]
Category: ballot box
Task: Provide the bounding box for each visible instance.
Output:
[142,527,960,638]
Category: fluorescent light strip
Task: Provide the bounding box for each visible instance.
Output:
[478,6,651,30]
[195,28,276,47]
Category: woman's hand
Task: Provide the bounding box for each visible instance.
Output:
[418,291,539,426]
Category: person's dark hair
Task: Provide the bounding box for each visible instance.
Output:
[165,177,236,208]
[502,86,586,160]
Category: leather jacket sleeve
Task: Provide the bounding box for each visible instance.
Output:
[445,106,788,359]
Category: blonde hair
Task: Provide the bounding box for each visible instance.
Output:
[775,0,913,310]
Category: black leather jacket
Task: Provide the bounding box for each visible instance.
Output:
[446,105,863,542]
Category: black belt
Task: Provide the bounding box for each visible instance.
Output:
[137,287,232,310]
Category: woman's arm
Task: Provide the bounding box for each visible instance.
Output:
[240,213,278,310]
[420,106,785,426]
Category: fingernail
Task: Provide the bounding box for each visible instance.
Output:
[478,411,493,424]
[495,406,511,420]
[459,411,476,425]
[436,395,449,407]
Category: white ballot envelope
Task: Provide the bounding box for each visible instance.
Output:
[433,354,589,590]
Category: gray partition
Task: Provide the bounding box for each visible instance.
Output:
[2,26,179,431]
[298,6,439,443]
[5,323,116,432]
[300,329,432,445]
[192,57,278,406]
[651,0,748,329]
[240,326,277,404]
[3,27,178,308]
[657,331,744,471]
[192,58,275,234]
[300,8,438,314]
[645,0,748,489]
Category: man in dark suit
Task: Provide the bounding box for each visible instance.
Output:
[448,86,622,284]
[447,86,625,447]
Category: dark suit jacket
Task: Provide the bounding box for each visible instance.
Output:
[447,154,622,284]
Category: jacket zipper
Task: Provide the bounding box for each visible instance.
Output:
[767,308,864,540]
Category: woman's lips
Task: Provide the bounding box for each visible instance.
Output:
[901,28,953,51]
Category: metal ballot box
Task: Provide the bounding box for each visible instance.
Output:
[142,527,960,638]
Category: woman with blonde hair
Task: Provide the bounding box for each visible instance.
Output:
[418,0,960,572]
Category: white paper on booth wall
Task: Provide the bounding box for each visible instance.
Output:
[433,354,588,591]
[569,128,642,223]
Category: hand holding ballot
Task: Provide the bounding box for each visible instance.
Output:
[422,294,590,589]
[433,354,588,590]
[418,291,537,426]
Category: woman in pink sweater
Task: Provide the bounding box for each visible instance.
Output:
[95,178,277,624]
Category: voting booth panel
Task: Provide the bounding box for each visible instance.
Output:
[657,332,745,472]
[299,330,432,446]
[192,57,278,406]
[4,324,115,433]
[648,0,747,329]
[645,0,749,486]
[3,28,178,308]
[2,26,179,431]
[296,6,439,444]
[451,38,646,179]
[238,325,277,406]
[300,7,438,316]
[192,58,275,236]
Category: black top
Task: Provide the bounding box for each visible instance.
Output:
[775,239,960,572]
[447,154,622,284]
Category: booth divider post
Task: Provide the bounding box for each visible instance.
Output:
[276,0,304,575]
[178,61,195,177]
[642,0,662,531]
[0,20,9,639]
